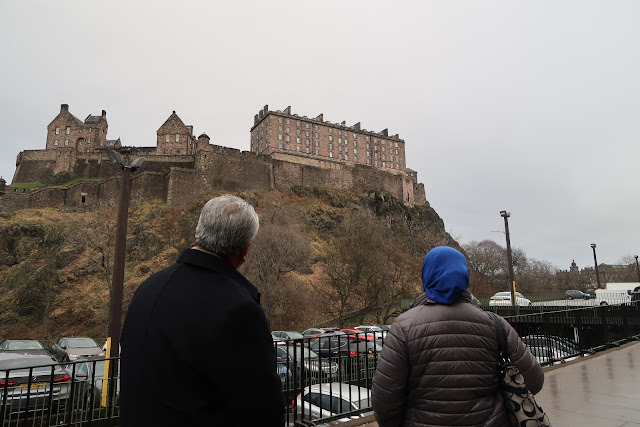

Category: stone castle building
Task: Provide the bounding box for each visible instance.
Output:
[6,104,426,209]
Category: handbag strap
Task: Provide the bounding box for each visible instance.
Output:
[488,311,510,364]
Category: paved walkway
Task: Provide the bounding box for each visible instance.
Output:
[350,340,640,427]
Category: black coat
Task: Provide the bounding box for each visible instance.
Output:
[120,249,284,426]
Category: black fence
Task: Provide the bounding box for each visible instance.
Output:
[2,302,639,427]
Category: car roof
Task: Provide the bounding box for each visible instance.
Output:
[0,352,57,362]
[306,382,370,400]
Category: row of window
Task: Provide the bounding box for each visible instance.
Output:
[275,117,401,146]
[55,127,100,135]
[164,134,185,143]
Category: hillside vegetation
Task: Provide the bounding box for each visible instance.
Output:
[0,187,458,341]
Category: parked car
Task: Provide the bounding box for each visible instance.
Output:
[302,328,341,336]
[276,344,338,379]
[293,382,372,423]
[309,336,378,361]
[564,290,590,300]
[272,331,305,341]
[630,286,640,303]
[583,288,597,299]
[526,346,578,365]
[68,358,119,410]
[488,291,532,306]
[354,325,386,339]
[50,337,104,363]
[0,352,70,416]
[0,339,52,357]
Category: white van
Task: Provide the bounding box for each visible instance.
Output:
[595,289,631,306]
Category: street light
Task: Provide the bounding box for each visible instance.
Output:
[105,151,143,406]
[635,255,640,283]
[500,210,517,310]
[590,243,601,289]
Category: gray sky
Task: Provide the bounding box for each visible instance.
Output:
[1,1,639,271]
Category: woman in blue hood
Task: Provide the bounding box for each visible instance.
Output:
[372,246,544,427]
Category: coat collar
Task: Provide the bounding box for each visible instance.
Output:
[411,289,473,308]
[176,249,261,304]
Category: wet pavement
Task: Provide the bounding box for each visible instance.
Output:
[350,340,640,426]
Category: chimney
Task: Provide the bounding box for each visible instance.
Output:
[381,129,388,137]
[284,106,291,115]
[263,105,268,116]
[254,114,259,125]
[61,104,69,112]
[259,110,264,120]
[352,122,361,131]
[102,110,107,117]
[315,113,324,122]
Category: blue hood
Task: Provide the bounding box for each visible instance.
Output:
[421,246,470,305]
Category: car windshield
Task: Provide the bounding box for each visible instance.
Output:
[355,396,371,409]
[67,338,98,349]
[0,356,56,370]
[287,332,304,340]
[295,347,318,359]
[6,340,44,350]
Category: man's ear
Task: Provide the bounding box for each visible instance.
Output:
[239,243,251,264]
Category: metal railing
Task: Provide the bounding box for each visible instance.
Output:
[1,358,118,427]
[3,303,639,426]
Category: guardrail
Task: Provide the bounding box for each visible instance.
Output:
[3,302,639,426]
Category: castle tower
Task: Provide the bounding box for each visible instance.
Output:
[0,177,6,195]
[45,104,109,153]
[156,111,195,155]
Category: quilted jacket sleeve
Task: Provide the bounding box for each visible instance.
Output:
[371,320,410,427]
[501,316,545,394]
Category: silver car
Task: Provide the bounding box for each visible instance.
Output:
[50,337,104,363]
[294,382,372,423]
[0,352,70,417]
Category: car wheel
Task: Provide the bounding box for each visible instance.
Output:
[600,301,608,306]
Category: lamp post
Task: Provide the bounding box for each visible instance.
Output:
[635,255,640,283]
[590,243,601,289]
[105,151,143,407]
[500,211,517,310]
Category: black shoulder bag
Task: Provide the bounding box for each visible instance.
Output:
[488,312,551,427]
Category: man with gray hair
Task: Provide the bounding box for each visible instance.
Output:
[120,195,284,426]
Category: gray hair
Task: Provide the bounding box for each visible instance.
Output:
[194,195,259,257]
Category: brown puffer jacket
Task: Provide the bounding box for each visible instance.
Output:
[371,291,544,427]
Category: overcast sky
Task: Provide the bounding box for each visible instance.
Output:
[1,1,638,271]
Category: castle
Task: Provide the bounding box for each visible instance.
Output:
[4,104,426,209]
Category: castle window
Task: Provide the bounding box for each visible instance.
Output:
[329,136,333,142]
[338,146,342,152]
[296,129,300,135]
[286,119,290,125]
[375,152,378,159]
[390,155,394,161]
[367,159,371,165]
[296,121,300,128]
[366,151,369,157]
[328,129,333,134]
[374,138,378,143]
[296,137,300,143]
[89,128,92,132]
[314,124,318,130]
[329,152,333,158]
[366,136,370,142]
[338,138,342,143]
[396,149,399,155]
[286,144,290,150]
[305,123,309,129]
[375,160,378,166]
[64,139,69,145]
[278,143,283,149]
[306,147,310,153]
[344,154,348,160]
[54,140,59,145]
[305,131,309,137]
[314,141,318,147]
[395,142,399,147]
[353,141,357,147]
[278,125,282,131]
[314,149,318,155]
[296,146,300,152]
[338,130,342,136]
[285,127,289,134]
[66,126,71,135]
[353,133,357,138]
[176,134,180,142]
[396,163,399,169]
[286,135,290,142]
[374,145,378,151]
[87,138,91,144]
[382,147,386,152]
[306,139,310,146]
[278,134,283,140]
[314,133,318,139]
[166,134,170,142]
[329,143,333,150]
[354,156,357,163]
[383,154,386,160]
[278,118,283,123]
[383,162,386,167]
[353,148,357,154]
[339,153,343,160]
[55,127,60,135]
